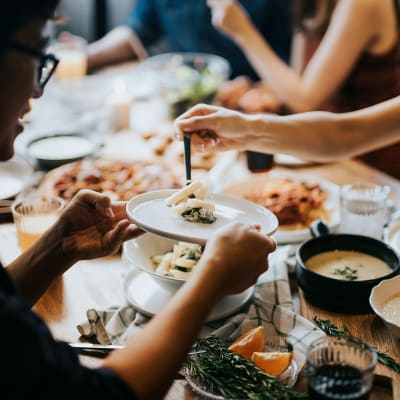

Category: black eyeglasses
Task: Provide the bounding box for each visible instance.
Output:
[6,42,59,91]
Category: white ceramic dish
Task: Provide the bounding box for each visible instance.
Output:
[369,275,400,338]
[122,234,254,321]
[222,171,340,244]
[0,155,33,199]
[123,233,188,291]
[126,189,279,244]
[274,154,314,167]
[27,133,98,169]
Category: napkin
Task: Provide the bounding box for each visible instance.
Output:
[77,245,325,370]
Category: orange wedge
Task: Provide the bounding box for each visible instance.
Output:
[228,325,265,359]
[251,351,293,376]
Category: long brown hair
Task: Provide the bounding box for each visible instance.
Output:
[292,0,336,35]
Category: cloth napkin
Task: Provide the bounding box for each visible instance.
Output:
[77,245,325,370]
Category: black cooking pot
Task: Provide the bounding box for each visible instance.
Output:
[296,221,400,313]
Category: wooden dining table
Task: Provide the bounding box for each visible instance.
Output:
[16,157,394,400]
[2,66,399,399]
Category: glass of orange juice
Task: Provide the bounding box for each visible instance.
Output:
[51,34,88,81]
[12,196,65,252]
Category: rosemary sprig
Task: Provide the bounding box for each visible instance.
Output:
[313,317,400,373]
[333,266,358,281]
[185,336,307,400]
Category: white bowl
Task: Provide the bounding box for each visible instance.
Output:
[123,232,188,291]
[369,275,400,337]
[122,233,254,321]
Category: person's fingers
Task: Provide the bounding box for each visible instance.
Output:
[175,116,220,140]
[106,220,130,252]
[75,189,114,218]
[122,224,145,241]
[111,201,129,221]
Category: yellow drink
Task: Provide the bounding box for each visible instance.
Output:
[12,196,64,253]
[55,49,87,80]
[16,214,58,251]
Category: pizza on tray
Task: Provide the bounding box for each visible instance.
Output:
[41,159,184,202]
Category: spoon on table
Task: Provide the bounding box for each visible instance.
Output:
[183,134,192,186]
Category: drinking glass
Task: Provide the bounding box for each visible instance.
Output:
[51,34,88,80]
[340,182,390,239]
[12,196,64,252]
[306,337,377,400]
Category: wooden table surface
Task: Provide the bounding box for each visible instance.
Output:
[25,157,398,399]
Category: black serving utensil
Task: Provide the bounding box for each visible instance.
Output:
[183,134,192,186]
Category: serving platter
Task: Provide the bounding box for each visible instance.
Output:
[126,189,278,244]
[222,171,340,244]
[0,155,33,199]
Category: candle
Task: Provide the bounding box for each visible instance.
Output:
[108,79,131,132]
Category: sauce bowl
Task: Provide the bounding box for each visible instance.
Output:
[296,221,400,313]
[369,275,400,338]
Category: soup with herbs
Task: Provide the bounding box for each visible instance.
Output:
[305,250,391,281]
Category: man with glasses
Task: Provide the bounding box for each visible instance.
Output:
[0,2,276,399]
[6,42,59,91]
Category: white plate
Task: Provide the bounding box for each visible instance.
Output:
[124,268,254,322]
[370,275,400,338]
[126,189,279,244]
[274,154,314,167]
[223,171,340,244]
[0,155,33,199]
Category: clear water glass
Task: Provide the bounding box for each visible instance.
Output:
[306,337,377,400]
[340,182,390,239]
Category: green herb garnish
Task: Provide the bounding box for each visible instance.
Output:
[333,266,358,281]
[182,208,216,224]
[185,336,307,399]
[314,317,400,373]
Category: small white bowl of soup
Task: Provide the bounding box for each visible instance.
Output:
[370,275,400,338]
[296,221,400,313]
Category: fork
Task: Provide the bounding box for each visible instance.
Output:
[183,135,191,186]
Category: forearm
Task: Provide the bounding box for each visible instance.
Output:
[233,28,317,112]
[244,97,400,161]
[87,26,147,71]
[6,224,73,306]
[103,261,222,400]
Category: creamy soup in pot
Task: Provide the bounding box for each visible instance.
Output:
[305,250,391,281]
[382,294,400,325]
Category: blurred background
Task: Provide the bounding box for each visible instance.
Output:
[59,0,136,41]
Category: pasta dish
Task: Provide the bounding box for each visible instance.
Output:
[244,178,329,228]
[165,181,216,224]
[151,242,202,280]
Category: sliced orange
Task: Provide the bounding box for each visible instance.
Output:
[228,325,265,359]
[251,351,293,376]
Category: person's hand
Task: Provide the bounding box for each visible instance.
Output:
[174,104,250,151]
[55,190,143,262]
[198,222,276,295]
[217,76,252,109]
[207,0,253,41]
[238,85,282,114]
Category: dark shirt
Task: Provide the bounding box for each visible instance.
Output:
[0,265,135,400]
[125,0,293,80]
